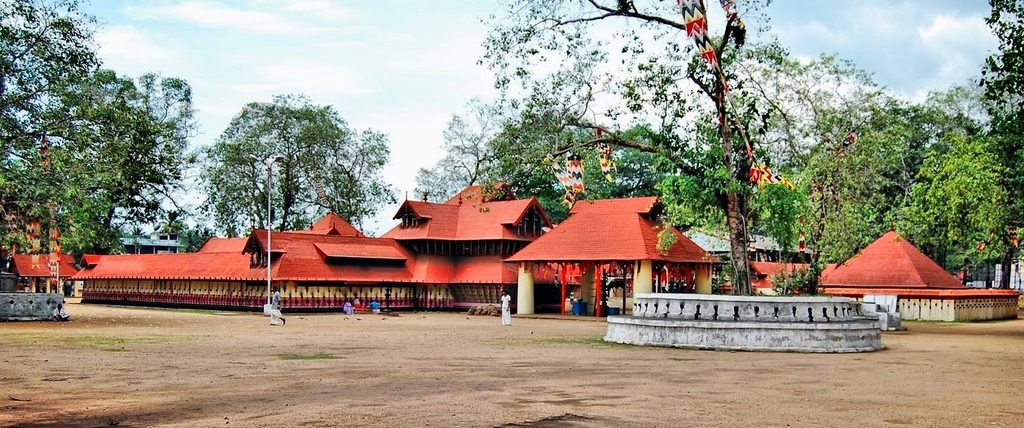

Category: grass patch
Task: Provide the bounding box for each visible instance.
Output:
[277,352,340,360]
[2,333,200,348]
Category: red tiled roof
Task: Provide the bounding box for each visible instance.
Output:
[820,231,964,289]
[823,287,1018,300]
[314,242,406,260]
[383,190,551,241]
[245,230,415,282]
[74,252,261,281]
[750,261,808,290]
[12,254,79,278]
[197,237,247,253]
[411,254,518,284]
[444,183,515,205]
[289,212,364,237]
[506,197,716,263]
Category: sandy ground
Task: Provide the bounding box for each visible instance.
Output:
[2,302,1024,428]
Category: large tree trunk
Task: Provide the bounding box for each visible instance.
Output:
[726,191,753,295]
[999,249,1015,289]
[716,87,753,295]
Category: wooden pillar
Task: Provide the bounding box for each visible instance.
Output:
[516,262,535,315]
[695,264,712,294]
[634,260,653,294]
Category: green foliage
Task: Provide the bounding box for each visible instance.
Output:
[901,135,1008,270]
[203,95,394,235]
[770,264,819,296]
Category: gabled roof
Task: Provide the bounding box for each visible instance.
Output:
[506,197,716,263]
[298,212,364,237]
[820,231,964,289]
[383,185,552,241]
[12,254,79,278]
[197,237,248,253]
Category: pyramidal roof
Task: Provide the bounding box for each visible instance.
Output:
[506,197,715,263]
[820,231,963,289]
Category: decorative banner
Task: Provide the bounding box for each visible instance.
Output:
[597,143,616,182]
[679,0,718,68]
[976,241,986,252]
[547,155,574,189]
[749,164,796,189]
[566,153,585,194]
[1010,226,1019,247]
[48,226,61,264]
[798,231,806,253]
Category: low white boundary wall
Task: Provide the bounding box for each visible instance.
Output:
[605,293,883,353]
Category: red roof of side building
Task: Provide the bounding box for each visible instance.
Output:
[383,187,552,242]
[196,237,248,253]
[820,231,964,289]
[506,197,717,263]
[73,252,261,281]
[750,261,809,290]
[244,230,415,282]
[410,254,519,284]
[12,254,79,278]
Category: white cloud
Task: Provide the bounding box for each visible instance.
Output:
[124,1,329,35]
[94,25,188,74]
[282,0,355,21]
[229,63,369,96]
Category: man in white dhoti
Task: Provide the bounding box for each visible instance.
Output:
[270,287,286,326]
[500,292,512,326]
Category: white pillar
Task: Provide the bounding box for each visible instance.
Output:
[695,264,712,294]
[516,263,535,315]
[635,260,653,294]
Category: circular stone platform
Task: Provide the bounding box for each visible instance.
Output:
[604,293,883,353]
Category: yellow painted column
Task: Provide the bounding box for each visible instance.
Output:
[516,263,535,315]
[635,260,653,294]
[695,264,712,294]
[580,264,595,315]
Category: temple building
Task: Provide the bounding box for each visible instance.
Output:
[820,231,1018,321]
[76,185,553,311]
[10,254,79,293]
[506,197,718,316]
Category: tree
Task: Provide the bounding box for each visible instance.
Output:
[980,0,1024,288]
[203,95,394,235]
[414,100,502,202]
[484,0,792,294]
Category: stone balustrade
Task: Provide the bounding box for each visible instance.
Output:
[631,293,865,323]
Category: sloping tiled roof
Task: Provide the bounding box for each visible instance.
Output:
[74,252,261,281]
[820,231,964,289]
[302,212,364,237]
[314,242,406,260]
[197,237,247,253]
[506,197,716,263]
[411,254,518,284]
[246,230,415,282]
[383,187,551,241]
[750,261,809,290]
[12,254,79,278]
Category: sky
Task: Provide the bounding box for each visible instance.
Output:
[82,0,998,236]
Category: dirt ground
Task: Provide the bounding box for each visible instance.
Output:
[2,302,1024,428]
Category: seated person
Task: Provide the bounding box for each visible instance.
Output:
[369,299,381,314]
[53,303,70,322]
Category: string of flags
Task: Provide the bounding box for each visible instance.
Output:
[548,152,586,208]
[747,164,796,189]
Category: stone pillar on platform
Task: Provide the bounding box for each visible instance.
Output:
[516,263,535,315]
[580,264,595,315]
[695,264,712,294]
[634,260,653,294]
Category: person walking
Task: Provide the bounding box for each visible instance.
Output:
[500,291,512,326]
[270,287,286,326]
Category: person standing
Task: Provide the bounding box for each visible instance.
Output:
[500,292,512,326]
[270,287,286,326]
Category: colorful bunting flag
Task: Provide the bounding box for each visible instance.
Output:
[748,164,796,189]
[678,0,718,68]
[1010,226,1019,247]
[566,153,585,194]
[598,143,616,182]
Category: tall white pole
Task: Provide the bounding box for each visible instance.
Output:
[266,161,273,305]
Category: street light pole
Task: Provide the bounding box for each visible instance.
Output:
[265,156,284,307]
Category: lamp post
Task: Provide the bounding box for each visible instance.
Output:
[265,156,284,308]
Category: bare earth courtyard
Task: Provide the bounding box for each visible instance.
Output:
[2,302,1024,428]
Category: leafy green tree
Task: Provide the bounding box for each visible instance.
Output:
[203,95,394,235]
[980,0,1024,287]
